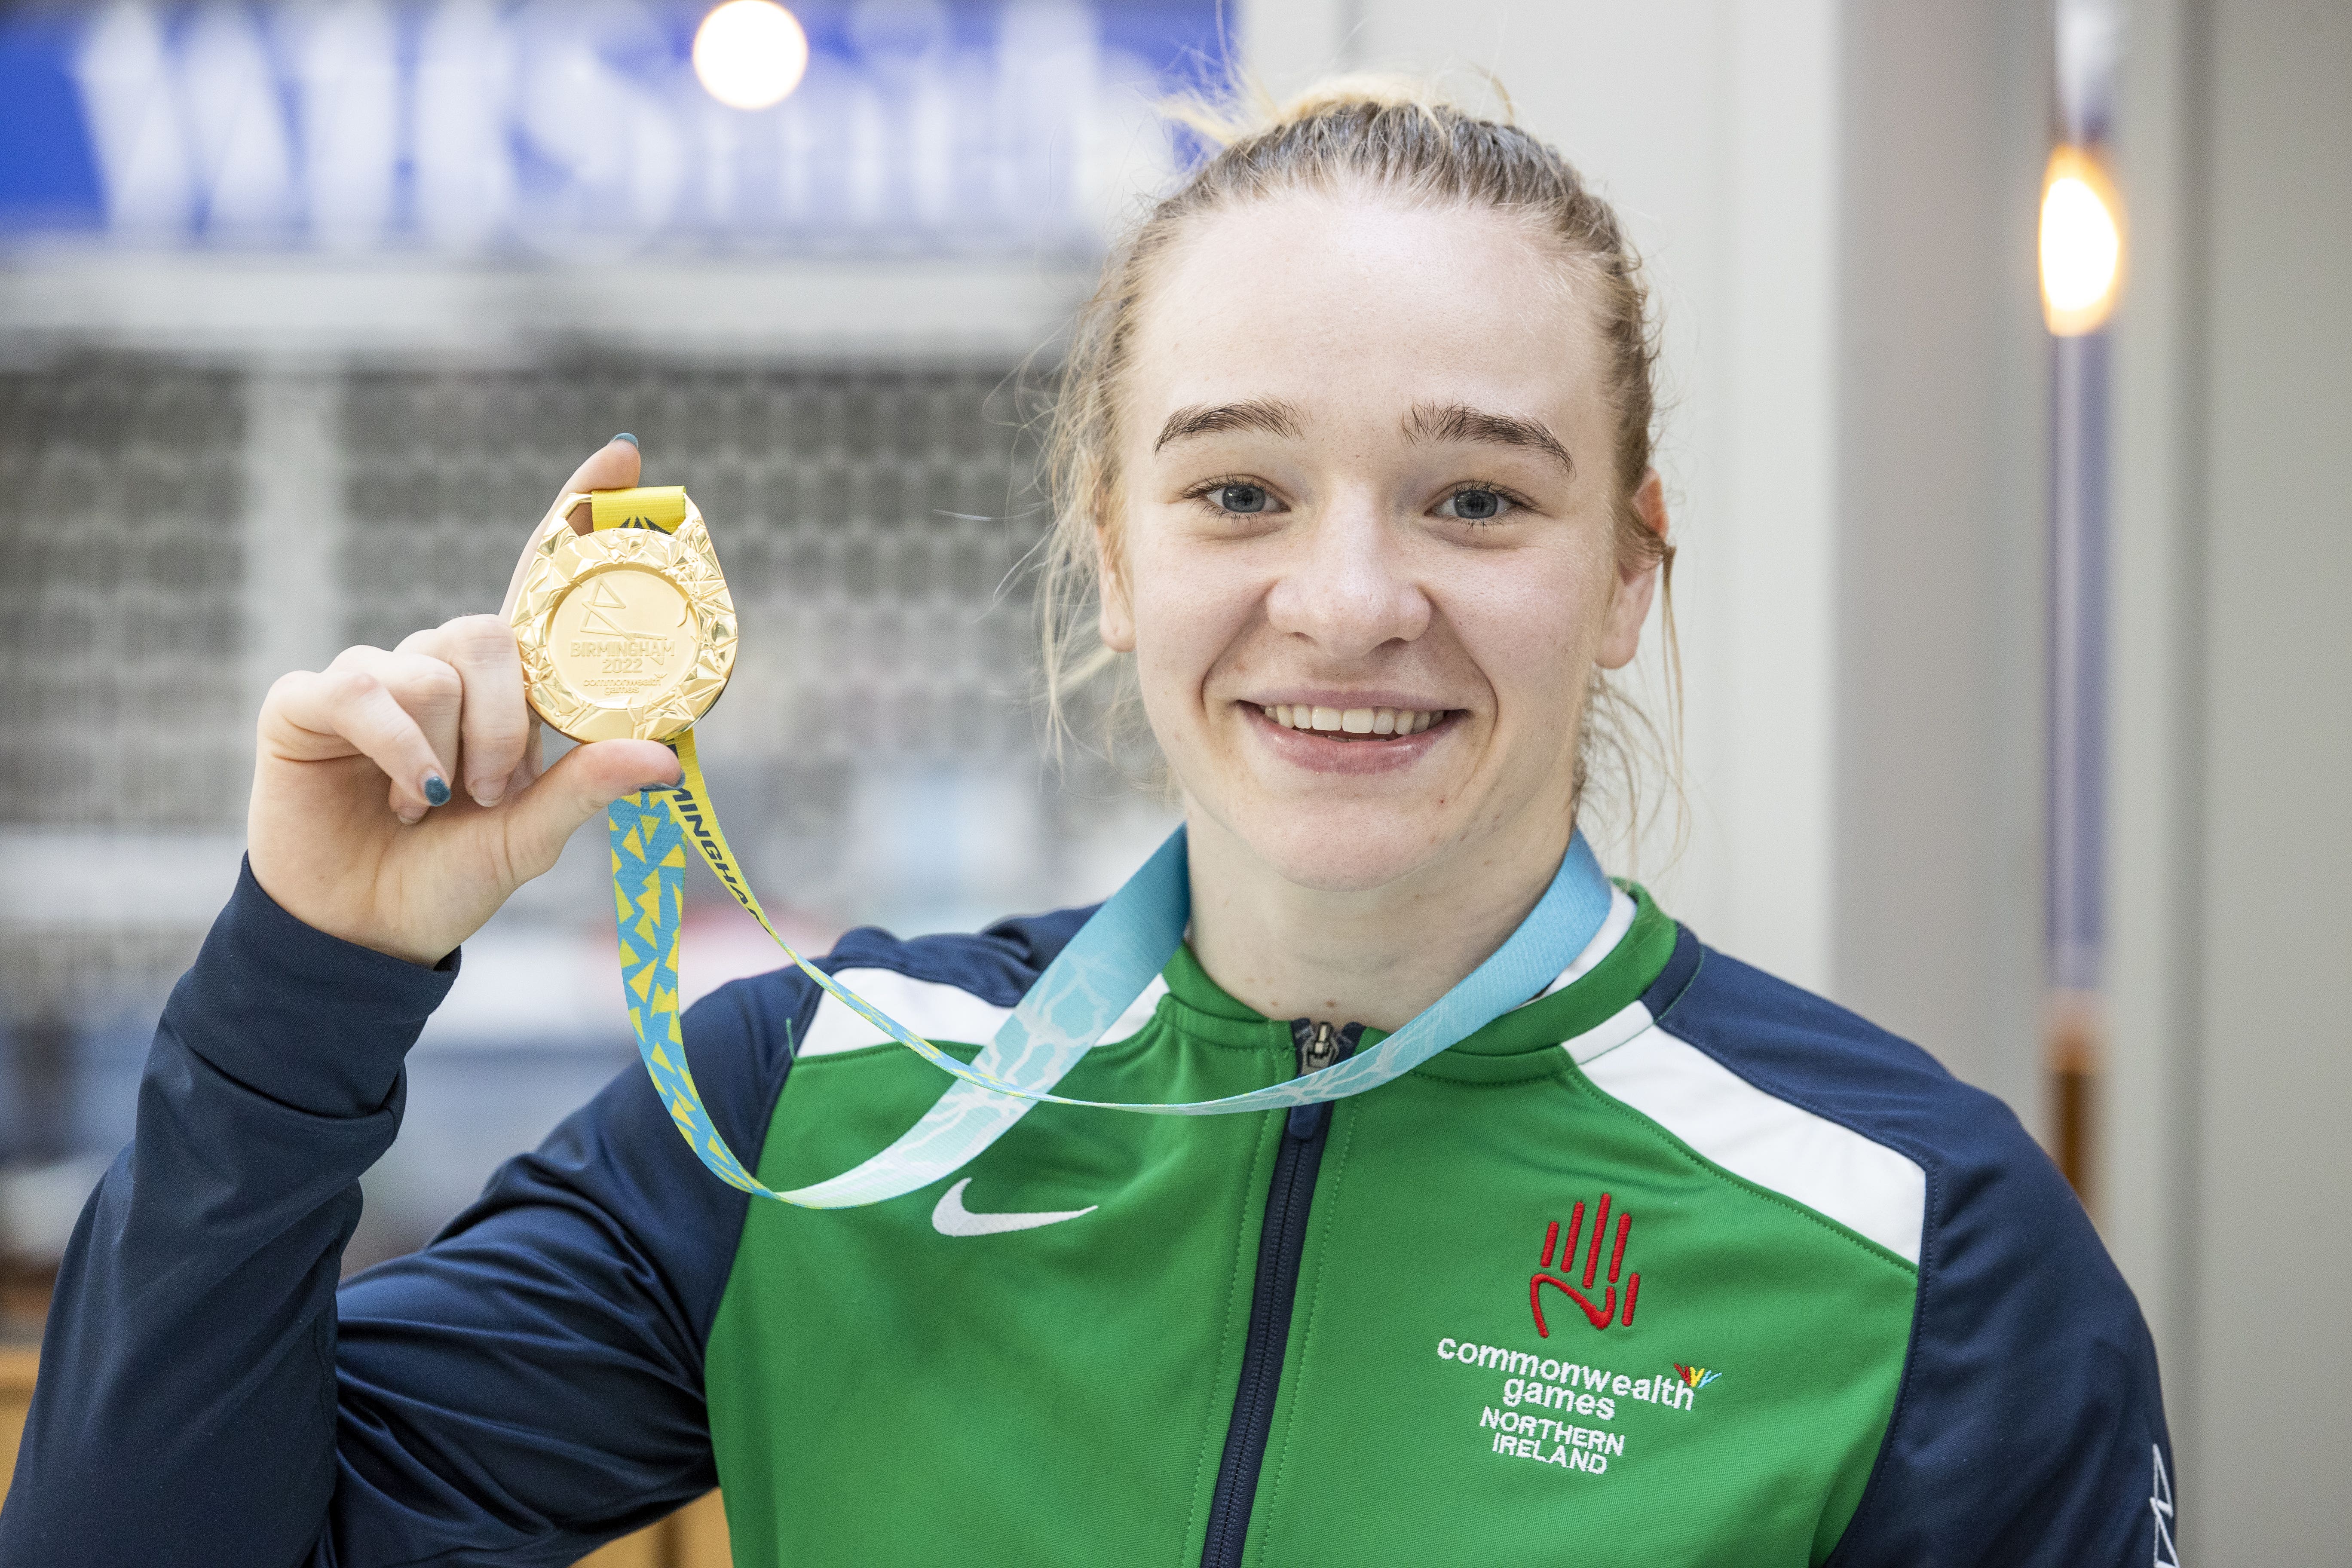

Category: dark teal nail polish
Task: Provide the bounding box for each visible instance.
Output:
[423,775,451,807]
[610,432,640,449]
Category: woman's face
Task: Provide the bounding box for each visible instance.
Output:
[1105,189,1661,894]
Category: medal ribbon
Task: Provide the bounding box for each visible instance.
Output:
[608,735,1616,1208]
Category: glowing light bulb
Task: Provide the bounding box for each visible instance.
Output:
[693,0,808,111]
[2040,146,2124,336]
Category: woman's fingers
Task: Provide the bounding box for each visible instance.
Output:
[343,644,466,808]
[500,435,643,619]
[558,434,642,522]
[400,614,531,807]
[266,665,453,823]
[504,715,547,802]
[498,738,681,885]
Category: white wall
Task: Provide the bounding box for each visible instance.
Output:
[1240,0,1846,1001]
[2108,0,2352,1554]
[1831,3,2050,1113]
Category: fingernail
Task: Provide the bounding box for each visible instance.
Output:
[423,774,451,807]
[397,806,425,826]
[472,783,505,809]
[609,432,640,450]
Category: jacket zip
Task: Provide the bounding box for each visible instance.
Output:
[1199,1019,1360,1568]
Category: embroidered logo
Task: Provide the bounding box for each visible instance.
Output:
[1671,1363,1720,1391]
[929,1178,1097,1237]
[1528,1193,1640,1336]
[2150,1443,2179,1567]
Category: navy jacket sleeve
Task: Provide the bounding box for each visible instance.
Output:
[0,863,809,1568]
[1652,945,2179,1568]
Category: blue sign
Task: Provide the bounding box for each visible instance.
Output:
[0,1,1228,257]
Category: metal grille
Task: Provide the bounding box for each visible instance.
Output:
[0,361,248,830]
[0,360,249,1044]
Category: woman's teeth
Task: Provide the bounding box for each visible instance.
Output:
[1260,704,1444,736]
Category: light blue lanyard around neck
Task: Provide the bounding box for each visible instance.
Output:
[609,785,1617,1210]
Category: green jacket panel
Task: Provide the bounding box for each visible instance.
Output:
[705,891,1916,1566]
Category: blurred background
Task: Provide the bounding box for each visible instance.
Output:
[0,0,2342,1559]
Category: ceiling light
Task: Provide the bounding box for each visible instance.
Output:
[693,1,809,112]
[2040,145,2124,336]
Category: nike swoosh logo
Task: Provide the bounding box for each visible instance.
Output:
[930,1178,1097,1237]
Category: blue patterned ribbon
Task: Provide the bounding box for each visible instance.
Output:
[611,732,1615,1208]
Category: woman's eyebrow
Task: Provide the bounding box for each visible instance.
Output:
[1403,402,1576,477]
[1153,398,1306,453]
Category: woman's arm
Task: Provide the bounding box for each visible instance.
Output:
[2,862,449,1565]
[0,866,803,1567]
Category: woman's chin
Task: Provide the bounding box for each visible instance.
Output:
[1225,811,1464,895]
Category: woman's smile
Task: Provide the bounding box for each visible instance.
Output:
[1253,701,1452,737]
[1243,700,1462,773]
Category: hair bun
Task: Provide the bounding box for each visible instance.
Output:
[1266,73,1462,126]
[1173,72,1483,150]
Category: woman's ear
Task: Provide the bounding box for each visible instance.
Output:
[1096,526,1137,652]
[1597,469,1669,670]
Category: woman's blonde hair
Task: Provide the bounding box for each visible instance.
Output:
[1036,75,1680,853]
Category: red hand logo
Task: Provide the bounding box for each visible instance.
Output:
[1528,1194,1640,1336]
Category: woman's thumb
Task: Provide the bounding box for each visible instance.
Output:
[500,739,684,880]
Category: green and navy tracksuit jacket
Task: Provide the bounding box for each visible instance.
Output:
[0,862,2177,1566]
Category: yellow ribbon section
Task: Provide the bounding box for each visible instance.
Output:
[591,486,689,533]
[666,729,776,943]
[654,731,1005,1090]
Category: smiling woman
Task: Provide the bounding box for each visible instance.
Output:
[1044,85,1672,869]
[1,77,2169,1568]
[1051,98,1667,1026]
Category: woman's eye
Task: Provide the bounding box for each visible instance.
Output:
[1207,483,1271,514]
[1438,487,1510,522]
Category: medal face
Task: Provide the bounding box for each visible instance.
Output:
[511,493,737,743]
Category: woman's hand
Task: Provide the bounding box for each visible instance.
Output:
[246,438,681,965]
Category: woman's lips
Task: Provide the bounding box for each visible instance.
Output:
[1258,701,1446,737]
[1245,702,1457,773]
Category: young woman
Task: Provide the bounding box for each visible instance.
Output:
[2,86,2169,1567]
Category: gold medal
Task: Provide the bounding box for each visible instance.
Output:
[510,485,737,743]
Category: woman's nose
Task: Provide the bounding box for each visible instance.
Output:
[1262,496,1431,658]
